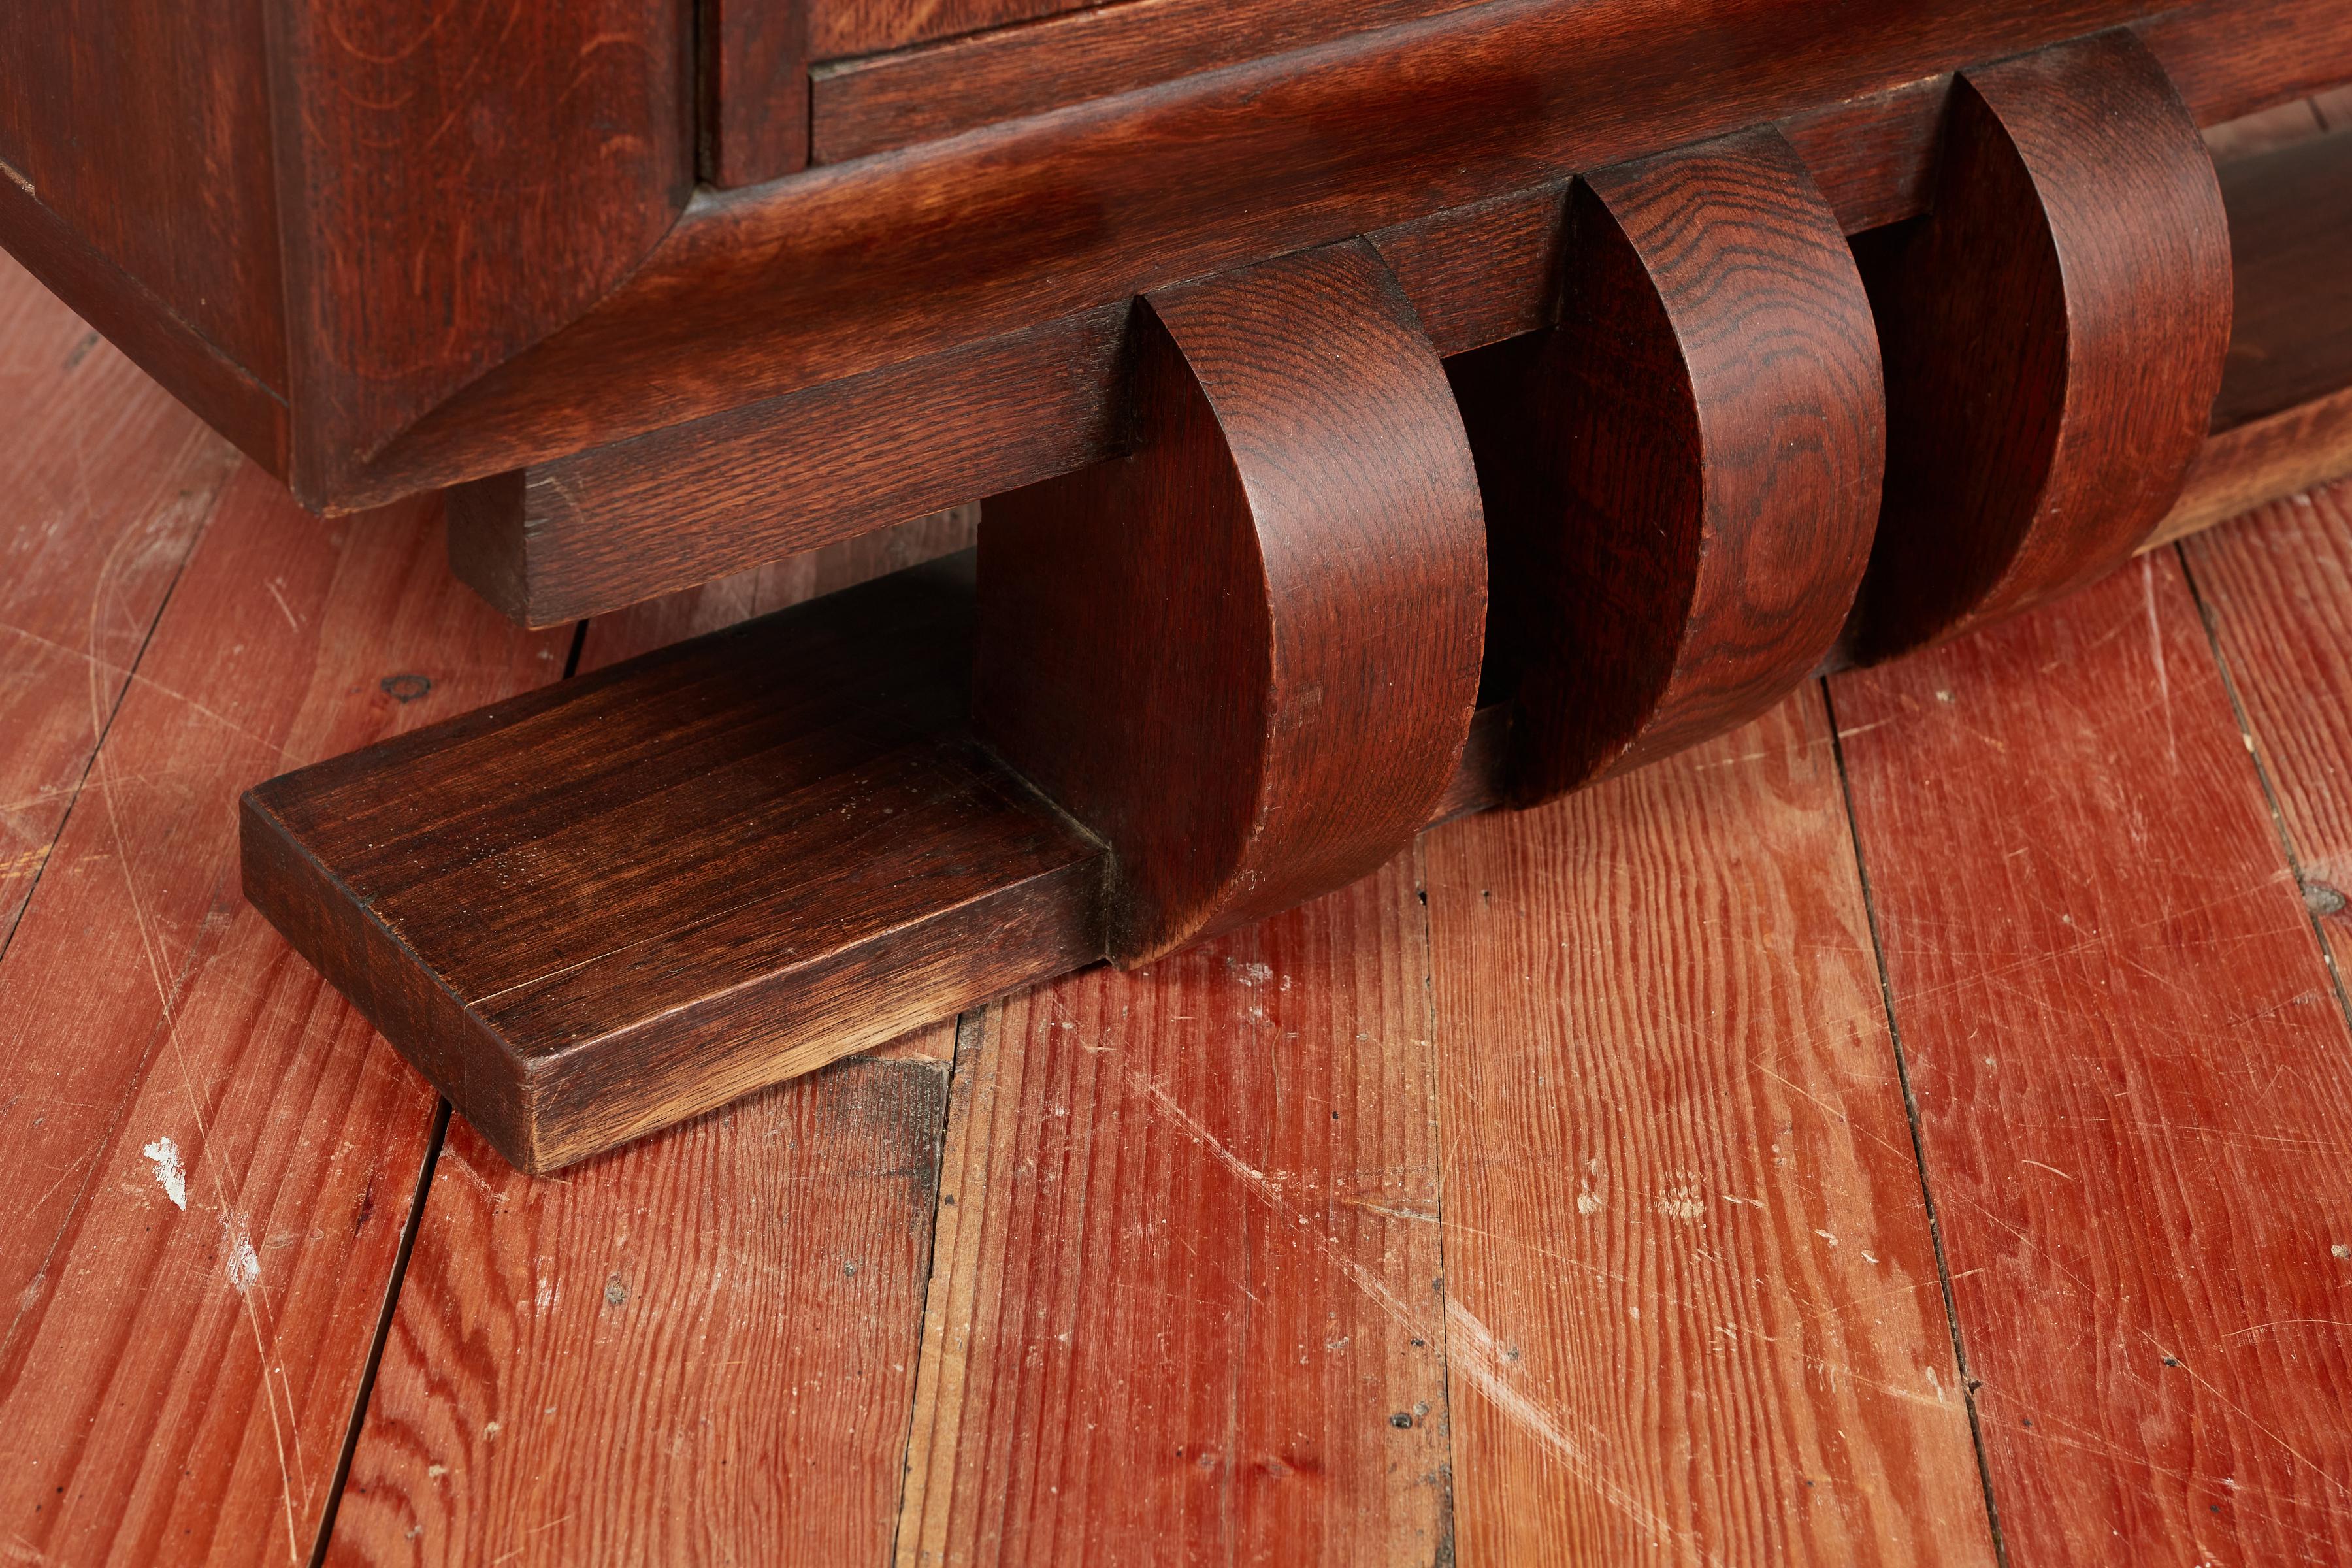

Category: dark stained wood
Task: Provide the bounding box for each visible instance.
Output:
[575,506,979,666]
[704,0,811,188]
[446,308,1127,625]
[0,0,284,391]
[1841,31,2233,663]
[1425,689,1991,1567]
[2211,127,2352,433]
[2151,125,2352,547]
[0,479,566,1565]
[1778,76,1956,234]
[1454,129,1882,804]
[327,1059,949,1567]
[810,0,1488,163]
[1831,551,2352,1565]
[0,259,237,942]
[809,0,1099,58]
[262,0,691,506]
[896,853,1448,1567]
[242,556,1103,1173]
[360,0,2261,508]
[977,242,1484,962]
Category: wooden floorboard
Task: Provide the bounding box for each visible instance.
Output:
[1830,551,2352,1565]
[1422,689,1991,1568]
[0,474,568,1565]
[895,855,1450,1567]
[0,253,238,943]
[322,516,973,1568]
[326,1063,951,1567]
[2181,477,2352,908]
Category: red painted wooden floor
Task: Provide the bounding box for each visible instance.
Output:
[7,239,2352,1564]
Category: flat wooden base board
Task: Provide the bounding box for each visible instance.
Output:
[241,554,1105,1171]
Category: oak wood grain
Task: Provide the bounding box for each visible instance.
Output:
[895,855,1447,1567]
[263,0,691,504]
[0,0,284,389]
[1424,689,1991,1567]
[0,258,237,943]
[977,241,1484,962]
[1455,129,1881,804]
[244,555,1102,1171]
[576,507,978,668]
[361,0,2235,507]
[810,0,1486,163]
[327,1059,949,1567]
[1831,551,2352,1564]
[1843,30,2234,662]
[704,0,812,188]
[445,308,1124,626]
[0,483,567,1566]
[809,0,1100,58]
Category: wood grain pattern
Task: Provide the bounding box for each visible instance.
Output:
[896,855,1446,1567]
[810,0,1486,163]
[0,482,566,1565]
[0,0,284,389]
[575,507,979,668]
[1454,129,1882,804]
[327,1058,949,1567]
[359,0,2223,506]
[446,308,1125,626]
[977,241,1484,962]
[2211,127,2352,433]
[808,0,1100,58]
[244,556,1102,1171]
[1831,551,2352,1565]
[2150,125,2352,549]
[704,0,811,188]
[263,0,691,505]
[1842,30,2234,663]
[2181,477,2352,894]
[0,258,237,943]
[1425,688,1991,1567]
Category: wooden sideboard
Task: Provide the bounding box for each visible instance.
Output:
[7,0,2351,1168]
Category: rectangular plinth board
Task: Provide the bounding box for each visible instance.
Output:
[242,556,1104,1171]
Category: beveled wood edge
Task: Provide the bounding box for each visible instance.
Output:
[0,172,288,474]
[331,0,2348,511]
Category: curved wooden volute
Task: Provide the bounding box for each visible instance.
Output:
[1450,127,1885,807]
[1839,28,2233,664]
[976,240,1486,964]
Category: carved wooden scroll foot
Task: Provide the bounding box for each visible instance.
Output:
[1838,29,2232,664]
[1450,129,1883,806]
